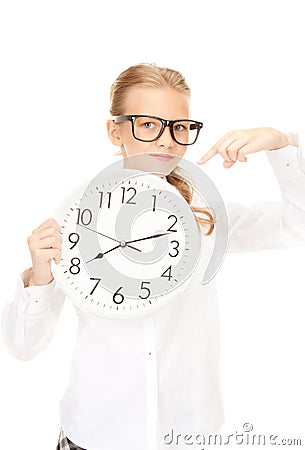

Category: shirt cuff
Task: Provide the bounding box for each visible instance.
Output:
[264,132,305,211]
[265,131,305,179]
[286,131,299,148]
[17,269,56,315]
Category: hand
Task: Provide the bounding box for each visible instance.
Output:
[27,218,62,286]
[197,127,289,169]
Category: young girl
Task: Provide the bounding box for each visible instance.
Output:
[2,64,305,450]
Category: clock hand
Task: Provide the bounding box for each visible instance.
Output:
[77,223,141,252]
[86,243,123,264]
[86,232,168,263]
[125,231,171,245]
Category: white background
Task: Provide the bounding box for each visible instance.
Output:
[0,0,304,448]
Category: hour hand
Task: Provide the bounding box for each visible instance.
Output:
[86,241,142,264]
[86,252,104,264]
[86,244,121,263]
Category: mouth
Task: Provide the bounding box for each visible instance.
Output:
[148,153,176,161]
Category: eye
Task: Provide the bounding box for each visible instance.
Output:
[143,121,155,129]
[174,123,187,132]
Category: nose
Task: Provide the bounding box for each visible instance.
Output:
[156,125,175,149]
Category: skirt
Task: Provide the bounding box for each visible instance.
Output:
[56,428,86,450]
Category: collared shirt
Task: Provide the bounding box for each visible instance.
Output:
[2,135,305,450]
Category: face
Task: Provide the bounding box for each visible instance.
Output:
[107,86,191,160]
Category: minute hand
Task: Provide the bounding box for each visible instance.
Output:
[125,232,171,245]
[77,223,141,252]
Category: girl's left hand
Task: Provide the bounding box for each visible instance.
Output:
[197,127,289,169]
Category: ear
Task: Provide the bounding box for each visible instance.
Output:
[106,119,123,147]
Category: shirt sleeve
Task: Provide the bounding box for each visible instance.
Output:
[1,268,66,360]
[1,180,91,361]
[226,132,305,252]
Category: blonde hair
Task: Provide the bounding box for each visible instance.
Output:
[109,63,215,235]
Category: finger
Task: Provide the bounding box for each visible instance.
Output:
[236,142,260,161]
[217,134,249,162]
[29,235,62,251]
[40,236,62,250]
[197,147,218,164]
[237,151,248,162]
[218,143,235,162]
[197,131,236,164]
[33,218,61,234]
[226,137,249,161]
[54,253,62,265]
[33,226,63,241]
[32,248,62,264]
[223,160,236,169]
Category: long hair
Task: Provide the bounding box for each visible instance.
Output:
[109,63,215,235]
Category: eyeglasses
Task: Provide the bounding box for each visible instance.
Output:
[112,115,203,145]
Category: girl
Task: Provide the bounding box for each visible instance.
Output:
[2,64,305,450]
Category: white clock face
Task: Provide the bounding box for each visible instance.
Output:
[52,170,202,319]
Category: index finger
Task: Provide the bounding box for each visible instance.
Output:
[197,146,218,165]
[35,218,61,233]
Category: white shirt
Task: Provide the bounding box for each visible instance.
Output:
[2,135,305,450]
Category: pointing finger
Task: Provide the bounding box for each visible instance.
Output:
[197,146,218,165]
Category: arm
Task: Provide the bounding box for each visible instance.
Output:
[1,180,91,360]
[1,269,65,360]
[1,218,65,360]
[227,133,305,252]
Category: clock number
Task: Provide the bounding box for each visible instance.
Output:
[69,257,80,275]
[121,187,136,204]
[76,208,92,226]
[152,195,157,212]
[161,266,173,281]
[89,277,101,295]
[113,286,124,304]
[167,214,178,232]
[139,281,151,299]
[68,233,80,250]
[99,191,111,208]
[169,240,180,257]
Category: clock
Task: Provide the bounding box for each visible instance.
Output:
[51,152,228,319]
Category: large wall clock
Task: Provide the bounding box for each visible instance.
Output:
[51,153,228,318]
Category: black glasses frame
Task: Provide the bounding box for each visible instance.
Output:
[112,114,203,145]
